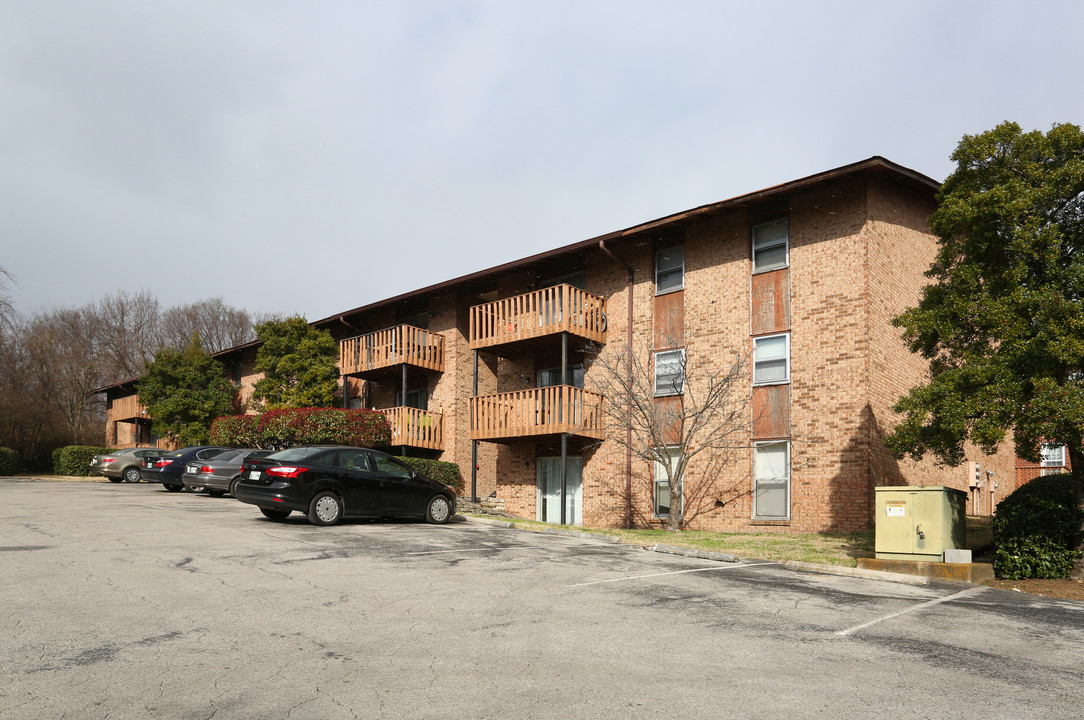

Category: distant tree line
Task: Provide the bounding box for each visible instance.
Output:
[0,271,279,464]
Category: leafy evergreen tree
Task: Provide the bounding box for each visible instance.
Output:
[136,333,236,445]
[251,316,339,409]
[886,122,1084,483]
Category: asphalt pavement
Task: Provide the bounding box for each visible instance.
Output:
[2,480,1082,719]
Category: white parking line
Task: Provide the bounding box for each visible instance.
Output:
[835,586,987,636]
[570,562,776,587]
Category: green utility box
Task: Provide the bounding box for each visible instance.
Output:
[874,486,967,561]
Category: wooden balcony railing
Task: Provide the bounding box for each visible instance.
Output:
[470,386,604,441]
[109,394,147,422]
[340,325,444,376]
[469,284,606,350]
[380,407,444,451]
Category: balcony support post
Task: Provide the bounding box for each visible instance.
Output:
[471,349,479,503]
[560,432,568,526]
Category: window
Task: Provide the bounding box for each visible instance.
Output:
[372,454,414,478]
[654,349,685,396]
[1040,444,1066,467]
[753,219,788,272]
[654,447,680,517]
[753,333,789,384]
[754,441,790,519]
[538,365,585,389]
[656,246,684,294]
[396,388,428,410]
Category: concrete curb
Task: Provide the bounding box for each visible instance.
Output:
[785,560,930,586]
[543,527,623,543]
[651,544,739,563]
[465,516,515,529]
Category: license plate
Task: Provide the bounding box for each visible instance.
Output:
[187,464,198,474]
[250,470,261,480]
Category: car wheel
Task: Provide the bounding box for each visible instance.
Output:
[260,507,291,521]
[425,495,452,524]
[108,477,123,483]
[164,484,183,492]
[308,491,343,526]
[229,477,241,498]
[207,489,226,498]
[123,467,141,483]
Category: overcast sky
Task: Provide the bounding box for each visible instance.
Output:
[2,1,1082,322]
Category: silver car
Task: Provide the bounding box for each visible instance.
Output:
[181,448,273,497]
[89,448,161,483]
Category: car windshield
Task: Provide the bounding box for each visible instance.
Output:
[266,447,331,462]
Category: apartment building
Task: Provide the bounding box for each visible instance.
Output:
[97,157,1018,532]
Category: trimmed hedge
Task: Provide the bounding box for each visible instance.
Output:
[0,447,18,476]
[53,445,113,476]
[209,408,391,450]
[397,456,464,493]
[993,473,1084,579]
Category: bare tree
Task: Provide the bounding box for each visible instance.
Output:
[0,265,16,330]
[159,298,257,354]
[585,338,750,531]
[96,290,162,382]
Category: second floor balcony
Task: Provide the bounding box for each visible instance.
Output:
[340,325,444,377]
[109,393,148,422]
[469,284,606,352]
[469,386,605,442]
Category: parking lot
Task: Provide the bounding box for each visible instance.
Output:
[2,480,1083,719]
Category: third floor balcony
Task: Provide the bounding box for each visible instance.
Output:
[469,284,606,352]
[340,324,444,377]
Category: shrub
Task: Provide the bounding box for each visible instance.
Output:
[0,447,18,476]
[397,456,463,493]
[992,473,1084,579]
[209,415,261,447]
[53,445,114,476]
[209,408,391,450]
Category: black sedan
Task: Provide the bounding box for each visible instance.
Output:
[235,446,456,526]
[141,446,231,492]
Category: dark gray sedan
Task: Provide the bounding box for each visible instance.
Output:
[89,448,162,483]
[181,448,273,497]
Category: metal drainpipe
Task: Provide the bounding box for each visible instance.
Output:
[598,239,635,529]
[560,330,569,525]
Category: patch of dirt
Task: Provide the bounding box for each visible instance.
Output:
[983,577,1084,602]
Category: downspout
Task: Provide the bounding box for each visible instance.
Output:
[599,239,635,529]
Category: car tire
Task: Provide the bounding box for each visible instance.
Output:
[229,477,241,498]
[425,495,452,524]
[109,477,123,483]
[260,507,291,521]
[207,489,226,498]
[123,467,141,483]
[308,491,343,526]
[164,484,183,492]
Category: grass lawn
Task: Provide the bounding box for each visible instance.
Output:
[470,515,996,568]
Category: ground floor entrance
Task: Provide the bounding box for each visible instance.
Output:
[537,456,582,525]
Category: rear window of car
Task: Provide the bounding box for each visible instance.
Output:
[265,447,330,462]
[166,450,187,458]
[213,449,245,462]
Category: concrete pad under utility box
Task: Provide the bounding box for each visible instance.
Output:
[857,558,994,584]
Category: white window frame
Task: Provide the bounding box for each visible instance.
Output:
[752,219,789,273]
[1040,444,1066,467]
[654,447,681,518]
[753,441,790,520]
[752,332,790,385]
[654,349,685,396]
[655,245,685,295]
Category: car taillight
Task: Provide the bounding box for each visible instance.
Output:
[155,460,171,467]
[266,466,308,478]
[199,465,214,474]
[103,458,116,464]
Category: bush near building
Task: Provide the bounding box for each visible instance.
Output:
[397,457,463,492]
[209,408,391,450]
[993,474,1084,579]
[0,447,18,476]
[53,445,113,476]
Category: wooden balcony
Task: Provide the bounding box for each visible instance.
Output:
[470,386,605,442]
[380,407,444,451]
[340,325,444,376]
[469,284,606,351]
[109,394,147,422]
